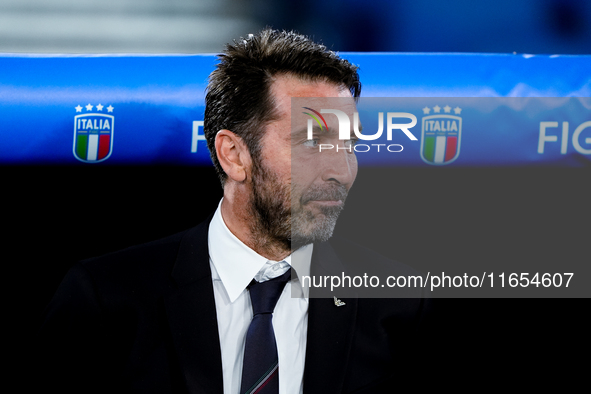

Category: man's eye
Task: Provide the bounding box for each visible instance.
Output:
[303,139,319,148]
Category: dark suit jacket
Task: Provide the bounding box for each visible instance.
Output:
[37,216,431,393]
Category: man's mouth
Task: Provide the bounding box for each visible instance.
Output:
[308,199,343,207]
[300,185,348,207]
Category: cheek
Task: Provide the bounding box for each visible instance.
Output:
[290,165,313,199]
[291,159,317,185]
[260,148,291,181]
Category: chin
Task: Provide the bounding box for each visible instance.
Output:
[291,221,337,247]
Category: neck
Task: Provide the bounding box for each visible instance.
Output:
[221,195,291,261]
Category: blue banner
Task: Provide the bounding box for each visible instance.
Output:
[1,53,589,166]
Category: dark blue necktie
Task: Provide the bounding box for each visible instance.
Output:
[240,268,291,394]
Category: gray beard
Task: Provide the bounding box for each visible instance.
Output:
[248,160,347,253]
[289,184,346,249]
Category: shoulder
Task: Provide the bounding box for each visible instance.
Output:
[81,229,188,275]
[70,217,211,302]
[77,229,188,286]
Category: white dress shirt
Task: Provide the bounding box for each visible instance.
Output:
[208,200,312,394]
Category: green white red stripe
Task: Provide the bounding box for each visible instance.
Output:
[243,362,278,394]
[421,115,461,165]
[73,114,114,162]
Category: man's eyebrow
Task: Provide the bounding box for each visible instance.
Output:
[293,125,340,137]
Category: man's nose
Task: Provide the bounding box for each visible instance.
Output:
[320,143,357,186]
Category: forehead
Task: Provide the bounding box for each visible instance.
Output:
[269,74,353,119]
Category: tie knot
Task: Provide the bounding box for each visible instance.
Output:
[248,268,291,315]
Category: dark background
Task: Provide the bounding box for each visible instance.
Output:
[8,164,589,384]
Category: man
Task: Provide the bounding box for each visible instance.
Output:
[38,29,429,393]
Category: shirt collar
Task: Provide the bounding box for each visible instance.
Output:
[208,199,312,303]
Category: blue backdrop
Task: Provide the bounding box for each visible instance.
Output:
[1,53,589,166]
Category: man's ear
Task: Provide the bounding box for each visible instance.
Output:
[215,129,251,183]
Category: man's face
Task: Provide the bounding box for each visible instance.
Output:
[248,74,358,250]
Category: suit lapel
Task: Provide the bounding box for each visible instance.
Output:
[303,242,358,394]
[164,218,224,394]
[162,220,358,393]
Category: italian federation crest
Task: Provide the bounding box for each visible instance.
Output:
[73,103,114,163]
[420,105,462,165]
